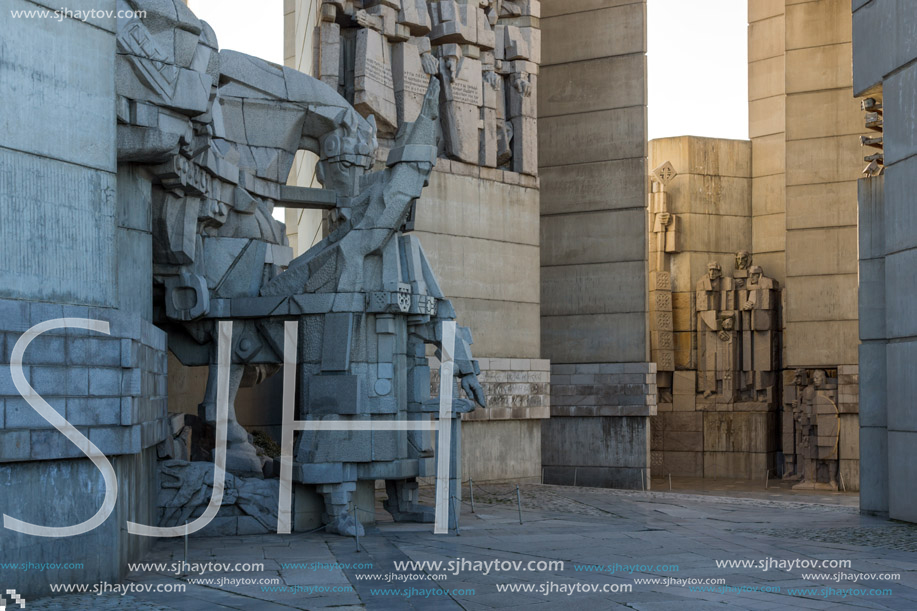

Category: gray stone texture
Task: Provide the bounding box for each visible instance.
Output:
[0,300,170,460]
[539,0,648,369]
[0,3,171,596]
[854,0,917,522]
[0,448,160,600]
[538,0,656,488]
[852,0,917,97]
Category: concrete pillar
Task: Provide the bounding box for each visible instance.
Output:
[853,0,917,522]
[538,0,654,489]
[0,1,168,597]
[857,177,888,515]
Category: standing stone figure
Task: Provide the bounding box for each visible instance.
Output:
[263,80,488,535]
[737,264,778,402]
[697,262,734,398]
[782,368,806,478]
[715,312,739,400]
[697,254,779,406]
[789,369,840,489]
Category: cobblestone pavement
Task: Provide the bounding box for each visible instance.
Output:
[23,483,917,610]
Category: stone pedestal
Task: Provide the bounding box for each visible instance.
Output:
[542,363,656,489]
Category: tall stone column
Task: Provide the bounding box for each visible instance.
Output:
[853,0,917,522]
[539,0,654,489]
[0,1,169,598]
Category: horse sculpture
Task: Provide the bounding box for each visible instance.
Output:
[116,0,485,535]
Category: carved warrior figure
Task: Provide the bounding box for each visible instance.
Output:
[784,369,840,489]
[318,0,538,174]
[696,254,778,403]
[697,262,732,398]
[785,370,841,489]
[116,0,485,535]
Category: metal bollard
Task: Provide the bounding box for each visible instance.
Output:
[183,522,189,575]
[352,501,360,552]
[469,478,476,514]
[515,485,523,525]
[451,496,461,536]
[668,473,672,491]
[764,469,770,490]
[641,470,645,491]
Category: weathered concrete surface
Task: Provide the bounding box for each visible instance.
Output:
[854,0,917,523]
[0,449,159,599]
[538,1,651,490]
[461,419,543,482]
[542,415,650,489]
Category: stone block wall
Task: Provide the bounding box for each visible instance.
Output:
[854,0,917,523]
[437,357,550,482]
[537,0,653,489]
[543,363,656,488]
[0,302,171,596]
[0,303,169,462]
[0,0,174,596]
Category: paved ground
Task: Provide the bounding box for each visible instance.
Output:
[25,482,917,610]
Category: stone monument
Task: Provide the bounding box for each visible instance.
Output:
[784,369,841,490]
[317,0,539,175]
[696,255,778,408]
[115,0,486,536]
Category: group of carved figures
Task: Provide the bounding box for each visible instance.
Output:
[694,252,840,488]
[695,251,778,404]
[115,0,486,536]
[318,0,538,174]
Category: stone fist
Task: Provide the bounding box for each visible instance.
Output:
[461,374,487,408]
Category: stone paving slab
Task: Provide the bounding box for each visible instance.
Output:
[23,484,917,610]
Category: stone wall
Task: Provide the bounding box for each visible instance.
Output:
[647,130,861,486]
[0,0,169,597]
[747,2,862,380]
[752,0,862,487]
[648,137,777,480]
[445,356,549,482]
[782,0,861,371]
[853,0,917,522]
[538,0,653,489]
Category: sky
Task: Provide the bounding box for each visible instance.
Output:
[647,0,749,141]
[189,0,750,143]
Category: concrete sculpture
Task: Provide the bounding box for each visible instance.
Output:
[317,0,539,175]
[784,369,841,490]
[696,255,778,406]
[115,0,485,535]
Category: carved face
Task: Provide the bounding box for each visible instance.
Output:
[794,368,806,386]
[316,158,366,199]
[748,265,764,285]
[813,370,827,387]
[317,119,376,198]
[720,316,735,331]
[707,264,722,281]
[735,251,750,270]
